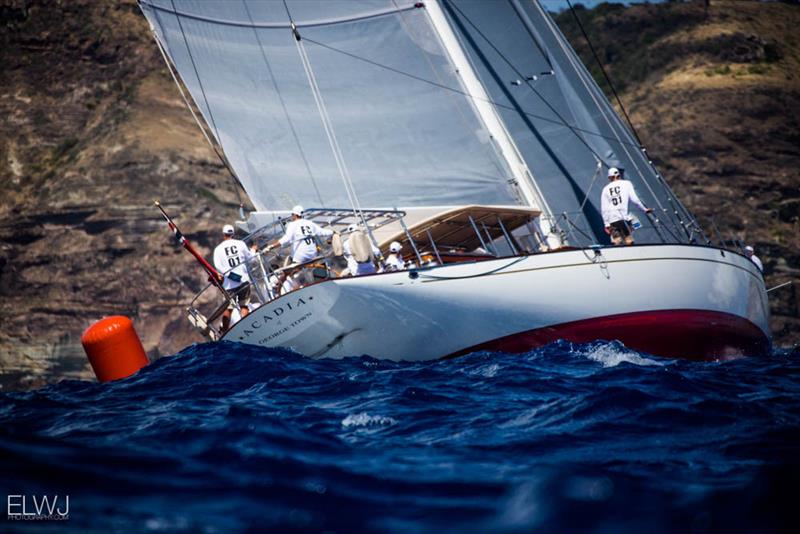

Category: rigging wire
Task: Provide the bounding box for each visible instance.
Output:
[167,0,247,210]
[565,0,642,146]
[442,0,610,165]
[541,3,674,231]
[281,0,368,229]
[578,159,602,212]
[241,0,324,207]
[554,1,700,240]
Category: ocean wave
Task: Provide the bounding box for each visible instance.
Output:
[341,412,398,428]
[0,341,797,532]
[580,341,666,367]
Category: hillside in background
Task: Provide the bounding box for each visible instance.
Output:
[1,0,798,389]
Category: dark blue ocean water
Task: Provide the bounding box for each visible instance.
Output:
[1,341,799,533]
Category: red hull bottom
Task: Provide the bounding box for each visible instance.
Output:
[450,310,771,361]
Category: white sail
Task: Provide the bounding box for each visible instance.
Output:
[141,0,701,245]
[140,0,525,212]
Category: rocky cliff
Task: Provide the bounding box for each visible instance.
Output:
[1,0,798,389]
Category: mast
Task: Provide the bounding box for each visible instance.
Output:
[424,0,561,247]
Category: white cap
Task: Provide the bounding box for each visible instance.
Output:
[389,241,402,253]
[222,224,235,236]
[291,205,304,216]
[608,167,620,178]
[744,245,754,253]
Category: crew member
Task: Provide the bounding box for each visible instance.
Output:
[342,224,381,276]
[266,205,333,264]
[213,224,255,332]
[600,167,652,245]
[267,263,299,298]
[744,245,763,272]
[385,241,406,271]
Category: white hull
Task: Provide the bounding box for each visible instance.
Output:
[223,245,770,361]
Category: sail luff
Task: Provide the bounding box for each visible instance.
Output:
[426,0,562,247]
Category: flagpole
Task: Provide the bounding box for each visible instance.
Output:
[154,201,229,299]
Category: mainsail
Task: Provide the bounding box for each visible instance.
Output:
[140,0,523,211]
[140,0,700,245]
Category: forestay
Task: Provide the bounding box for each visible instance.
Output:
[439,0,699,244]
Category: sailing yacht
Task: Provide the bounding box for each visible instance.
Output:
[139,0,770,361]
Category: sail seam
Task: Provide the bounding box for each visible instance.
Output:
[282,1,368,232]
[392,0,512,190]
[299,36,642,153]
[241,0,324,207]
[139,0,419,30]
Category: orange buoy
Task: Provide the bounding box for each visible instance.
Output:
[81,316,149,383]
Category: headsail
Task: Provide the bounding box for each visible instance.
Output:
[439,0,699,244]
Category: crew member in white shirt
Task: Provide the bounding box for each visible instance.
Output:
[267,265,300,298]
[744,245,763,272]
[385,241,406,271]
[213,224,256,332]
[266,205,333,264]
[342,224,381,276]
[600,167,652,245]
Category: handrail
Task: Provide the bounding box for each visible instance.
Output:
[185,207,718,340]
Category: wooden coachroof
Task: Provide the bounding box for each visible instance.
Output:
[377,205,541,253]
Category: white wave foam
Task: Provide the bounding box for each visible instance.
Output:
[582,344,664,368]
[474,363,500,378]
[460,362,500,378]
[341,412,397,428]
